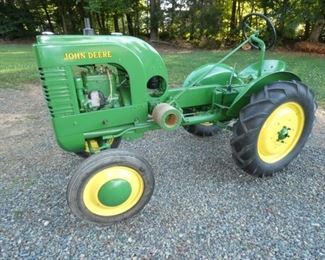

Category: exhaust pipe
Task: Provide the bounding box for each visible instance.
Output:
[83,18,95,35]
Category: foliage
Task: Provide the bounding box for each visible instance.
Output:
[0,0,324,44]
[0,1,36,39]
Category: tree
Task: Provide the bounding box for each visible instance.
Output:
[230,0,237,34]
[150,0,160,40]
[0,1,36,38]
[0,0,324,47]
[308,0,325,42]
[309,19,325,42]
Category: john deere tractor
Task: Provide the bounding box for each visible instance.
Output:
[34,14,316,224]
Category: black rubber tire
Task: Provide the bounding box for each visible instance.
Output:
[230,81,316,177]
[67,149,155,225]
[75,138,121,158]
[184,124,220,137]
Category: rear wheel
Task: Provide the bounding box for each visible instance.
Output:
[183,108,220,137]
[230,81,316,177]
[67,150,154,224]
[184,122,220,137]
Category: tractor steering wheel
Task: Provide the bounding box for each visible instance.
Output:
[242,13,277,50]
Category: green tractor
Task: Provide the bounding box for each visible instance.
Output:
[34,14,316,224]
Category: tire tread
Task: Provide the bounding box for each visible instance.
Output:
[230,81,316,177]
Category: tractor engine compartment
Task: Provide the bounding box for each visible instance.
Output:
[74,64,130,112]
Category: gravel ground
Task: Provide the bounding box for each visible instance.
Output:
[0,86,324,259]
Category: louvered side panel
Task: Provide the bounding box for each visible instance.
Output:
[39,67,77,118]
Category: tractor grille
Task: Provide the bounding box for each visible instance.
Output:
[39,67,75,118]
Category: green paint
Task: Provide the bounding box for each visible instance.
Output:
[277,126,291,142]
[98,179,132,207]
[33,33,301,154]
[226,71,300,118]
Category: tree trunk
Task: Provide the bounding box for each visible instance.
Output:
[150,0,160,41]
[250,1,255,13]
[67,3,77,33]
[263,5,267,15]
[278,0,289,37]
[230,0,237,32]
[77,0,87,33]
[126,14,134,35]
[61,13,67,34]
[96,13,104,34]
[304,21,310,40]
[113,14,120,32]
[135,11,139,35]
[59,0,67,34]
[170,0,176,28]
[78,0,86,18]
[101,12,107,34]
[189,0,197,40]
[121,15,125,34]
[39,0,54,32]
[237,0,242,23]
[133,0,141,35]
[308,19,325,42]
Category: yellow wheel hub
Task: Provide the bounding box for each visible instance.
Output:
[257,102,305,163]
[83,166,144,216]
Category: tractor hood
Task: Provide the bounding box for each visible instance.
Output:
[34,35,168,87]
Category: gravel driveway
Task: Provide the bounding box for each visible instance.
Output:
[0,86,324,259]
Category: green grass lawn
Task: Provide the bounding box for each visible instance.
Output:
[0,44,39,87]
[1,43,324,105]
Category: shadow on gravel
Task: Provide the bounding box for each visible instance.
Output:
[0,86,324,258]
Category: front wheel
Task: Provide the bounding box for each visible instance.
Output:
[67,150,154,224]
[231,81,316,177]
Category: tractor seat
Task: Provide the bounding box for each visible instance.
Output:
[238,60,286,81]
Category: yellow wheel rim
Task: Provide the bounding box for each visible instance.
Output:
[257,102,305,164]
[200,122,214,126]
[83,166,144,216]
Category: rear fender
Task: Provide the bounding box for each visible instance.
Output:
[226,71,301,117]
[183,63,242,88]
